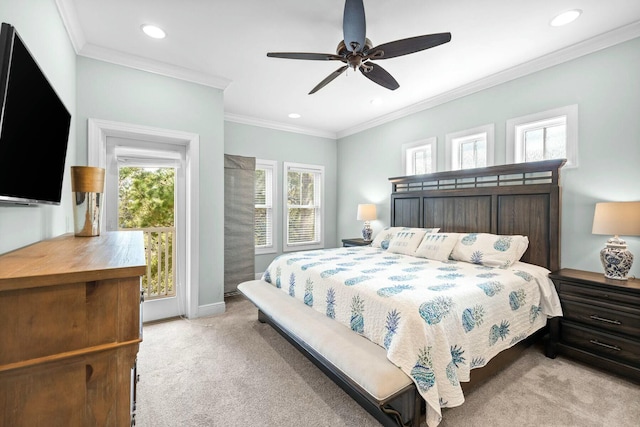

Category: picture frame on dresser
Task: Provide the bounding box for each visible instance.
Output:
[546,268,640,384]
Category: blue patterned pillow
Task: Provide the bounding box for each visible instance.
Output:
[450,233,529,268]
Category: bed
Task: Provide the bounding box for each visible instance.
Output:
[239,159,565,427]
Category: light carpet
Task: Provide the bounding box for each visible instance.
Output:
[136,295,639,426]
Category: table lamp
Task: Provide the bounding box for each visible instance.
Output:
[592,201,640,280]
[357,204,377,241]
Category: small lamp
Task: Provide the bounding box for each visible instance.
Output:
[357,204,377,241]
[592,202,640,280]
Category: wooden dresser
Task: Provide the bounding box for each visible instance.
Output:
[547,268,640,383]
[0,231,146,427]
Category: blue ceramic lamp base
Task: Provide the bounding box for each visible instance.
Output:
[600,236,634,280]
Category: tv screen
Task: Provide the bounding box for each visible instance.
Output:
[0,22,71,205]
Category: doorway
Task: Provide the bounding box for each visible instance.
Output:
[106,138,186,321]
[88,118,200,321]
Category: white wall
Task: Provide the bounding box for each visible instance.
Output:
[337,37,640,278]
[76,56,226,308]
[224,121,338,274]
[0,0,77,254]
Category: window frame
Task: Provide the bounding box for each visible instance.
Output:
[283,161,324,252]
[445,124,495,171]
[506,104,578,168]
[402,137,437,175]
[254,159,277,255]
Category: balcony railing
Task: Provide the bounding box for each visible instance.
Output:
[123,226,175,300]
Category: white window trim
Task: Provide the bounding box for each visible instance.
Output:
[445,124,495,171]
[283,161,325,253]
[506,104,578,168]
[402,137,437,175]
[255,159,277,255]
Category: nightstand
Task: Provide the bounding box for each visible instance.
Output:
[341,238,371,247]
[547,268,640,383]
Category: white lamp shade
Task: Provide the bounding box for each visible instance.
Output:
[592,202,640,236]
[357,204,377,221]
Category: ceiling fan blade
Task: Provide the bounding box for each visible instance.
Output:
[267,52,344,61]
[369,32,452,59]
[309,66,348,94]
[343,0,366,53]
[359,63,399,91]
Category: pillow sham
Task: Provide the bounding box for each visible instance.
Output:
[415,232,460,261]
[371,227,440,251]
[370,227,401,249]
[386,228,429,255]
[450,233,529,268]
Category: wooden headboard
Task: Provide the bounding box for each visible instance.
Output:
[389,159,565,272]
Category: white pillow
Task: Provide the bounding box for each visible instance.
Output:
[415,232,460,261]
[371,227,401,250]
[450,233,529,268]
[371,227,440,251]
[386,228,428,255]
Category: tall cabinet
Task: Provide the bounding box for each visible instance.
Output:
[0,231,146,427]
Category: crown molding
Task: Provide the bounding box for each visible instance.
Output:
[224,114,337,139]
[55,0,231,90]
[78,43,232,90]
[337,21,640,139]
[55,0,85,53]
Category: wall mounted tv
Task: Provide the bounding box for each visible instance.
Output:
[0,22,71,206]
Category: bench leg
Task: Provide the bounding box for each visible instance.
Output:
[257,309,268,324]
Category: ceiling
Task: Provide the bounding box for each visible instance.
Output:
[57,0,640,138]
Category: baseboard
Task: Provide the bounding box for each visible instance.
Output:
[197,301,226,318]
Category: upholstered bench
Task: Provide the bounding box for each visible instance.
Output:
[238,280,421,427]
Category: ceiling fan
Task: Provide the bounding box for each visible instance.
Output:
[267,0,452,94]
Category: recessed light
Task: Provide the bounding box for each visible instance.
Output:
[288,113,301,119]
[370,98,383,106]
[141,24,166,39]
[550,9,582,27]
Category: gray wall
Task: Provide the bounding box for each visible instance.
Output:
[0,0,77,254]
[76,57,226,308]
[224,121,338,273]
[337,37,640,278]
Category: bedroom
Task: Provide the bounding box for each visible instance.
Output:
[0,0,639,425]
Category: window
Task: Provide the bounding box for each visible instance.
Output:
[255,159,277,254]
[284,162,324,252]
[506,105,578,167]
[446,124,495,170]
[402,137,437,175]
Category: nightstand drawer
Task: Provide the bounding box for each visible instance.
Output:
[562,321,640,367]
[561,297,640,337]
[556,281,640,307]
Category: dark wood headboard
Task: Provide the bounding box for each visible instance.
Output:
[389,159,565,272]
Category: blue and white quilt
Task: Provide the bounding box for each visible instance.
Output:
[262,246,562,427]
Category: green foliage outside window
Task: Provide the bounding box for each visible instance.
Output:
[119,166,175,298]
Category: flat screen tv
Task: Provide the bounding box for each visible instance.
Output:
[0,22,71,205]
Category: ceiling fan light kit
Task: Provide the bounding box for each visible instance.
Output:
[266,0,451,94]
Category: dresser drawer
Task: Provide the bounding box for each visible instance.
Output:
[560,297,640,337]
[556,281,640,307]
[0,278,140,365]
[561,321,640,367]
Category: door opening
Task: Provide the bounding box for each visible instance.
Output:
[106,138,186,322]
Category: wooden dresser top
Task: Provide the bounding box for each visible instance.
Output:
[0,231,147,291]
